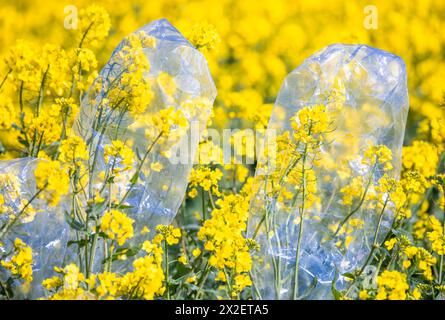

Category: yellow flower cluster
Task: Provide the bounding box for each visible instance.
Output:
[376,175,408,216]
[117,240,165,300]
[100,210,134,246]
[197,181,255,296]
[363,145,393,172]
[427,230,445,255]
[103,140,135,175]
[232,274,253,293]
[25,104,63,147]
[43,240,165,300]
[413,208,442,240]
[144,106,189,145]
[385,236,437,281]
[34,160,69,206]
[286,164,319,209]
[189,22,221,52]
[4,41,70,94]
[72,48,98,92]
[4,40,41,90]
[43,264,93,300]
[403,141,440,178]
[153,224,181,246]
[108,31,155,116]
[329,218,364,249]
[198,195,252,272]
[59,136,88,170]
[1,238,33,283]
[291,105,329,144]
[417,115,445,149]
[340,176,365,206]
[376,270,409,300]
[188,167,222,198]
[77,5,111,48]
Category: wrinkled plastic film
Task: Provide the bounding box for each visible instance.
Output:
[248,44,409,299]
[75,19,216,230]
[0,158,73,298]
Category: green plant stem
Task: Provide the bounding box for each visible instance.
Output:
[195,263,211,299]
[86,226,99,278]
[53,106,71,160]
[0,186,46,241]
[118,132,163,206]
[262,201,281,299]
[208,190,216,210]
[0,279,11,300]
[345,196,389,296]
[292,143,308,300]
[201,187,206,221]
[251,144,302,241]
[334,162,377,237]
[223,267,233,298]
[164,241,170,300]
[17,81,31,154]
[252,214,265,239]
[439,191,445,288]
[35,65,49,117]
[29,66,49,156]
[0,69,11,90]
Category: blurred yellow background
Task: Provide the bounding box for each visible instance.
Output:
[1,0,444,141]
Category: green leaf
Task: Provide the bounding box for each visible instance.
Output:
[98,231,110,239]
[130,172,138,184]
[111,246,141,262]
[297,276,318,300]
[168,278,181,285]
[2,277,15,298]
[331,270,342,300]
[111,203,134,210]
[342,272,356,280]
[89,201,108,217]
[67,239,89,248]
[64,211,86,231]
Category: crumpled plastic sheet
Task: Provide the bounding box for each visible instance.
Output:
[74,19,215,273]
[75,18,216,230]
[0,158,74,299]
[248,44,409,299]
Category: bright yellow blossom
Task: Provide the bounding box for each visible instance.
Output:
[100,210,134,246]
[1,238,33,282]
[34,160,69,206]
